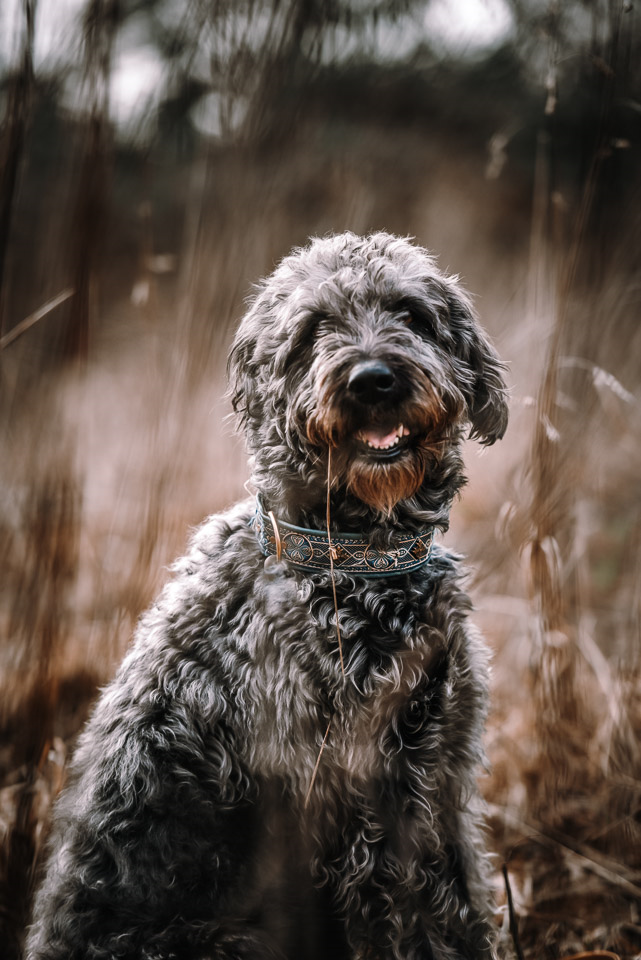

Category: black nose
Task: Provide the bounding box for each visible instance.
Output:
[347,361,396,404]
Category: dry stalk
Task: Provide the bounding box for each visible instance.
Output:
[522,3,627,816]
[0,0,37,335]
[63,0,119,364]
[1,448,81,956]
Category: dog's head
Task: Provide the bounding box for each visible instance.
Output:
[229,232,508,520]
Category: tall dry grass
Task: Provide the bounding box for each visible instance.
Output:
[1,2,640,958]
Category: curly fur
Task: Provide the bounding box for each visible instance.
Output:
[26,232,508,960]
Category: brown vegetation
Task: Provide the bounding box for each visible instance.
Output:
[1,2,640,958]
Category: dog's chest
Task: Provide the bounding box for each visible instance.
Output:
[236,571,433,792]
[244,666,397,789]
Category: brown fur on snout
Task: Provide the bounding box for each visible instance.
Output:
[307,368,466,514]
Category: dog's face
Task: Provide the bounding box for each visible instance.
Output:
[229,232,508,517]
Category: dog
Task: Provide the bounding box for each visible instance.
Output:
[26,232,508,960]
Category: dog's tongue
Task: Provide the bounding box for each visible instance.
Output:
[361,427,399,449]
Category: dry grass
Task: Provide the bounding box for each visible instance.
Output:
[1,3,640,957]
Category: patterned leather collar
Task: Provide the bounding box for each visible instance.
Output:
[252,496,434,578]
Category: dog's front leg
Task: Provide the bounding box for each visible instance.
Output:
[313,785,496,960]
[25,671,275,960]
[314,793,435,960]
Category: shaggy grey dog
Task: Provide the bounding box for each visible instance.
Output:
[27,232,508,960]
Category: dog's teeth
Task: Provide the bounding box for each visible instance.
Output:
[359,426,409,450]
[364,436,402,450]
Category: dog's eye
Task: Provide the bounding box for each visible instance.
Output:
[398,312,413,325]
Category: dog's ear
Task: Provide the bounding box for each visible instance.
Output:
[227,288,273,428]
[445,283,509,445]
[227,328,254,426]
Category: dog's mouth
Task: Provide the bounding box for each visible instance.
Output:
[355,423,412,460]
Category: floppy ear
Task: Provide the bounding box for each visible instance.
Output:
[227,287,318,435]
[227,326,257,428]
[227,328,256,427]
[227,285,276,428]
[446,285,509,445]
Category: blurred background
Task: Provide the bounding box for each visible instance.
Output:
[1,1,640,957]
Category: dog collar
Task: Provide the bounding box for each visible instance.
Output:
[252,496,434,578]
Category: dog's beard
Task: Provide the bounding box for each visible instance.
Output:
[345,451,428,514]
[307,381,462,515]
